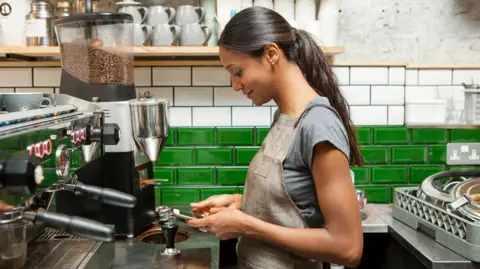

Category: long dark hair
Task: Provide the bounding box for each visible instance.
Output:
[218,7,363,166]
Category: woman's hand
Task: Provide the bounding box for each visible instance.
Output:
[190,194,242,216]
[187,207,250,240]
[0,200,13,216]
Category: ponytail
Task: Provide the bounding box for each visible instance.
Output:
[291,30,364,166]
[219,7,364,166]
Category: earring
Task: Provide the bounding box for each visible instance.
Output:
[271,61,275,65]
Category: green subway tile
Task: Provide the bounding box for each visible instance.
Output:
[428,145,446,164]
[217,128,254,146]
[410,165,446,183]
[356,127,372,145]
[217,168,248,185]
[351,167,370,184]
[256,128,269,146]
[177,168,214,185]
[177,128,214,146]
[196,148,233,165]
[158,148,194,166]
[200,187,237,201]
[360,146,389,164]
[371,166,408,184]
[391,146,427,164]
[355,185,390,203]
[373,127,409,144]
[411,129,448,144]
[235,147,259,166]
[153,168,175,185]
[164,128,176,146]
[390,184,419,202]
[238,187,244,194]
[448,166,480,170]
[450,129,480,142]
[161,188,199,205]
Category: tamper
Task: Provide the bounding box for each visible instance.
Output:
[161,221,181,255]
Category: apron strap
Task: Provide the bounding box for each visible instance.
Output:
[294,103,343,129]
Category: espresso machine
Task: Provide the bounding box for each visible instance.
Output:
[52,9,170,239]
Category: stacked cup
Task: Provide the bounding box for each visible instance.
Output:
[146,4,180,46]
[175,5,211,46]
[116,0,153,46]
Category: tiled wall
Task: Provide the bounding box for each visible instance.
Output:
[2,65,480,205]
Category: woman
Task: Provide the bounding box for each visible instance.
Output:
[187,7,364,269]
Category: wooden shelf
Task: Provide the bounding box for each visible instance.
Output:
[0,45,345,59]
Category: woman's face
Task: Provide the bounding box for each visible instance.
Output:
[219,46,277,106]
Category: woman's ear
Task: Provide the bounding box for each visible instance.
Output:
[263,43,280,65]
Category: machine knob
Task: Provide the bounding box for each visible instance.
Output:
[90,124,121,145]
[161,221,181,255]
[1,154,43,195]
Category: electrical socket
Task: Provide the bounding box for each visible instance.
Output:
[446,143,480,165]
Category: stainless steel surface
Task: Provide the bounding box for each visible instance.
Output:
[393,187,480,262]
[356,189,365,209]
[25,0,54,46]
[360,204,389,233]
[129,99,170,162]
[81,142,100,163]
[449,178,480,221]
[25,228,114,269]
[155,205,173,224]
[464,88,480,125]
[111,221,220,269]
[381,214,479,269]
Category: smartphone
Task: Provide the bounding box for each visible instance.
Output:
[173,209,195,221]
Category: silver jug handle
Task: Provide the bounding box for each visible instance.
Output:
[138,7,149,24]
[142,24,153,45]
[201,25,212,46]
[170,25,181,46]
[167,7,176,24]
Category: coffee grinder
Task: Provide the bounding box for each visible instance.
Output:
[54,10,170,238]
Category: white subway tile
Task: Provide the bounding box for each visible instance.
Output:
[33,68,61,87]
[405,86,438,103]
[350,67,388,85]
[388,106,405,125]
[134,67,151,86]
[193,67,230,86]
[0,88,14,92]
[232,107,271,126]
[389,67,405,85]
[153,67,191,86]
[371,86,405,105]
[174,87,213,106]
[437,86,465,102]
[340,86,370,105]
[332,67,349,85]
[0,68,32,87]
[136,87,173,104]
[406,69,418,85]
[214,87,252,106]
[350,106,388,125]
[193,107,231,126]
[15,88,54,93]
[418,69,452,85]
[452,69,480,85]
[169,107,192,126]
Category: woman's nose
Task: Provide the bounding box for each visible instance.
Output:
[231,79,242,92]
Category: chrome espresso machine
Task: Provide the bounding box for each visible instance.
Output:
[0,8,172,269]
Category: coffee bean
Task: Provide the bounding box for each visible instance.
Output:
[60,43,134,85]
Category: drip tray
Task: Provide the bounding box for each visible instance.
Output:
[150,248,211,269]
[24,229,114,269]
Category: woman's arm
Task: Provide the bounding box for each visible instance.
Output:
[242,142,363,267]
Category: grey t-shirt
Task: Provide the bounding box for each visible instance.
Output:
[275,97,350,228]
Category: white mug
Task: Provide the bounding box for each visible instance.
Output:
[134,24,153,46]
[146,6,176,25]
[152,24,181,46]
[180,23,212,46]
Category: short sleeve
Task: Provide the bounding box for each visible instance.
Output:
[299,106,351,170]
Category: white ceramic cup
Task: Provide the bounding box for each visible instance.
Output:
[152,24,181,46]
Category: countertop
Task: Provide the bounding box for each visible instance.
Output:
[105,204,479,269]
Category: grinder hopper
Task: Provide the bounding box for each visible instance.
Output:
[130,99,170,162]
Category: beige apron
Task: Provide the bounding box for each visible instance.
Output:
[237,103,340,269]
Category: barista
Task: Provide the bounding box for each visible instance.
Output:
[187,7,364,269]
